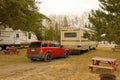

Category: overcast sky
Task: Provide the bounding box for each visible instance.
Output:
[36,0,100,16]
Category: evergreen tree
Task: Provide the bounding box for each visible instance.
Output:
[63,16,69,27]
[46,26,54,40]
[89,0,120,43]
[54,22,60,41]
[0,0,49,39]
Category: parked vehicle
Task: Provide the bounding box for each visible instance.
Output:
[26,41,69,62]
[60,27,97,54]
[0,28,38,50]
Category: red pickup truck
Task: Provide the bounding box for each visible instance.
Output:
[27,41,69,62]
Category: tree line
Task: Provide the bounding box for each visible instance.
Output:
[0,0,48,39]
[0,0,120,43]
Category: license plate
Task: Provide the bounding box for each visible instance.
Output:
[31,49,35,52]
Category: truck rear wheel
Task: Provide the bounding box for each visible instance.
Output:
[44,53,52,62]
[64,51,69,58]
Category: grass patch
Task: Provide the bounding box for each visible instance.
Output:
[0,49,29,66]
[0,47,120,80]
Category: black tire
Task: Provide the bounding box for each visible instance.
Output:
[31,58,37,61]
[0,47,2,51]
[64,51,69,58]
[44,53,52,62]
[6,46,10,50]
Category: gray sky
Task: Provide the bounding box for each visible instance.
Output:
[36,0,100,15]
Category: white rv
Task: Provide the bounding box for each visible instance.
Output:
[0,28,38,50]
[60,27,97,54]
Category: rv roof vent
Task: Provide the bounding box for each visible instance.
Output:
[18,29,21,31]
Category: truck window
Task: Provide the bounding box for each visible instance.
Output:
[49,42,55,47]
[64,32,77,37]
[54,42,60,47]
[41,42,47,47]
[29,42,41,48]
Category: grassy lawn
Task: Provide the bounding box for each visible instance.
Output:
[0,46,120,80]
[60,46,120,80]
[0,49,29,66]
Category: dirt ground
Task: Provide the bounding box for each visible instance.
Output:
[0,47,120,80]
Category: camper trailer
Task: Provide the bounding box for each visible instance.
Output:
[0,28,38,50]
[60,27,97,54]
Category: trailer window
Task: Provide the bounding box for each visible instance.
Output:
[16,34,19,38]
[64,32,77,37]
[28,33,31,39]
[83,31,90,38]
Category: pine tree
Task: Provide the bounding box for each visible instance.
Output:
[63,16,69,27]
[89,0,120,43]
[0,0,49,39]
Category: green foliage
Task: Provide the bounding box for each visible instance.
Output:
[54,23,60,41]
[45,26,54,40]
[89,0,120,43]
[63,16,69,27]
[0,0,49,39]
[44,24,60,41]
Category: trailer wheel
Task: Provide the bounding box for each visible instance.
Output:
[0,47,2,50]
[6,46,10,50]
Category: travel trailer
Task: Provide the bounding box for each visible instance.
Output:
[0,28,38,50]
[60,27,97,54]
